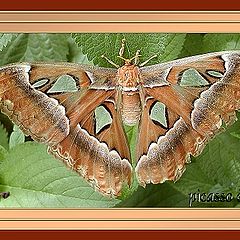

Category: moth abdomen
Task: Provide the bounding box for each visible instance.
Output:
[121,91,141,126]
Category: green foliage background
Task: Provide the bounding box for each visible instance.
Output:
[0,33,240,208]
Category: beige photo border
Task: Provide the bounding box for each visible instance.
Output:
[0,11,240,230]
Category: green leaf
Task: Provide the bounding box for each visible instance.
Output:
[67,36,94,64]
[72,33,186,67]
[203,34,240,52]
[0,34,16,51]
[179,33,206,57]
[9,125,25,149]
[0,33,70,66]
[231,132,240,139]
[0,142,119,208]
[117,183,187,207]
[0,123,9,150]
[120,124,139,199]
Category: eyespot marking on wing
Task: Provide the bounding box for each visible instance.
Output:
[32,78,49,88]
[206,70,224,78]
[150,101,168,129]
[47,75,78,93]
[179,68,210,87]
[95,105,113,134]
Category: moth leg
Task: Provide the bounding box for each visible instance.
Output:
[139,54,158,67]
[115,86,123,111]
[139,85,147,109]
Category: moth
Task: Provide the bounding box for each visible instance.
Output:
[0,38,240,197]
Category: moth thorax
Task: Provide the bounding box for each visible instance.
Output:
[121,92,141,126]
[117,64,140,87]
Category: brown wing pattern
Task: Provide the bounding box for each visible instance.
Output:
[0,62,132,196]
[49,96,132,196]
[1,51,240,196]
[136,52,240,186]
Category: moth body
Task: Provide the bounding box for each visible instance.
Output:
[121,91,141,125]
[117,63,142,125]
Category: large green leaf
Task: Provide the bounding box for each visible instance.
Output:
[0,33,70,66]
[203,33,240,52]
[179,33,240,59]
[0,34,16,52]
[72,33,186,67]
[116,183,187,207]
[179,33,206,57]
[0,142,119,208]
[67,37,94,64]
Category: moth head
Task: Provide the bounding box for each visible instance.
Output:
[101,38,157,68]
[117,55,137,66]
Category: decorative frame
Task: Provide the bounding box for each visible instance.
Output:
[0,11,240,230]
